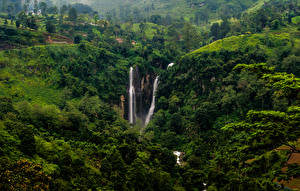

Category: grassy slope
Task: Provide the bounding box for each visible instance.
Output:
[0,44,82,180]
[188,26,300,56]
[0,45,75,106]
[0,40,130,105]
[0,43,129,182]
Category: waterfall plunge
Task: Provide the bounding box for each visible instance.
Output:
[128,67,159,126]
[145,76,159,126]
[129,67,135,124]
[168,63,175,68]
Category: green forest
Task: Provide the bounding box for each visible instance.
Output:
[0,0,299,190]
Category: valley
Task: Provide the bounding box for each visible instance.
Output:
[0,0,299,190]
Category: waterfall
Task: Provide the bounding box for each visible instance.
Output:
[168,63,175,68]
[128,67,159,126]
[145,76,159,126]
[129,67,135,124]
[173,151,183,165]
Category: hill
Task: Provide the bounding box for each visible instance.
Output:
[0,0,299,190]
[0,43,187,190]
[14,0,261,23]
[147,26,300,189]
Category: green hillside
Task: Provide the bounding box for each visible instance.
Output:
[50,0,260,19]
[149,26,300,190]
[246,0,272,13]
[0,0,299,190]
[9,0,261,23]
[0,44,130,103]
[0,43,184,190]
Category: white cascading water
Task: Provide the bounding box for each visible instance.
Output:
[145,76,159,126]
[129,67,135,124]
[168,63,175,68]
[173,151,183,165]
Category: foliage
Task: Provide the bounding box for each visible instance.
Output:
[0,159,52,190]
[0,0,299,190]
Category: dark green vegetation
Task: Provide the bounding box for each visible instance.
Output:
[151,34,300,189]
[0,26,46,49]
[18,0,261,22]
[0,0,300,190]
[0,44,185,190]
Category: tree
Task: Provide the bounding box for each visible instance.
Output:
[94,13,99,24]
[19,125,36,156]
[68,7,77,23]
[74,35,82,44]
[281,55,300,76]
[210,23,220,40]
[183,22,201,51]
[219,18,230,38]
[223,108,300,153]
[0,160,51,190]
[127,158,150,190]
[182,169,205,191]
[0,97,14,119]
[48,6,58,14]
[39,2,47,16]
[17,11,27,28]
[207,63,300,190]
[46,20,56,33]
[23,0,29,13]
[34,0,38,14]
[234,63,299,102]
[150,15,162,25]
[6,4,14,17]
[194,11,209,25]
[139,22,147,33]
[1,0,7,12]
[271,19,280,30]
[15,20,20,28]
[26,16,38,30]
[60,5,68,15]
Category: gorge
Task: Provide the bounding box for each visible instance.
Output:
[128,67,159,127]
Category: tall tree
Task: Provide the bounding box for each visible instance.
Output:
[219,18,231,38]
[39,2,47,16]
[183,22,201,51]
[1,0,7,12]
[34,0,38,14]
[46,20,56,33]
[94,13,99,24]
[60,4,68,15]
[68,7,77,23]
[210,22,220,40]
